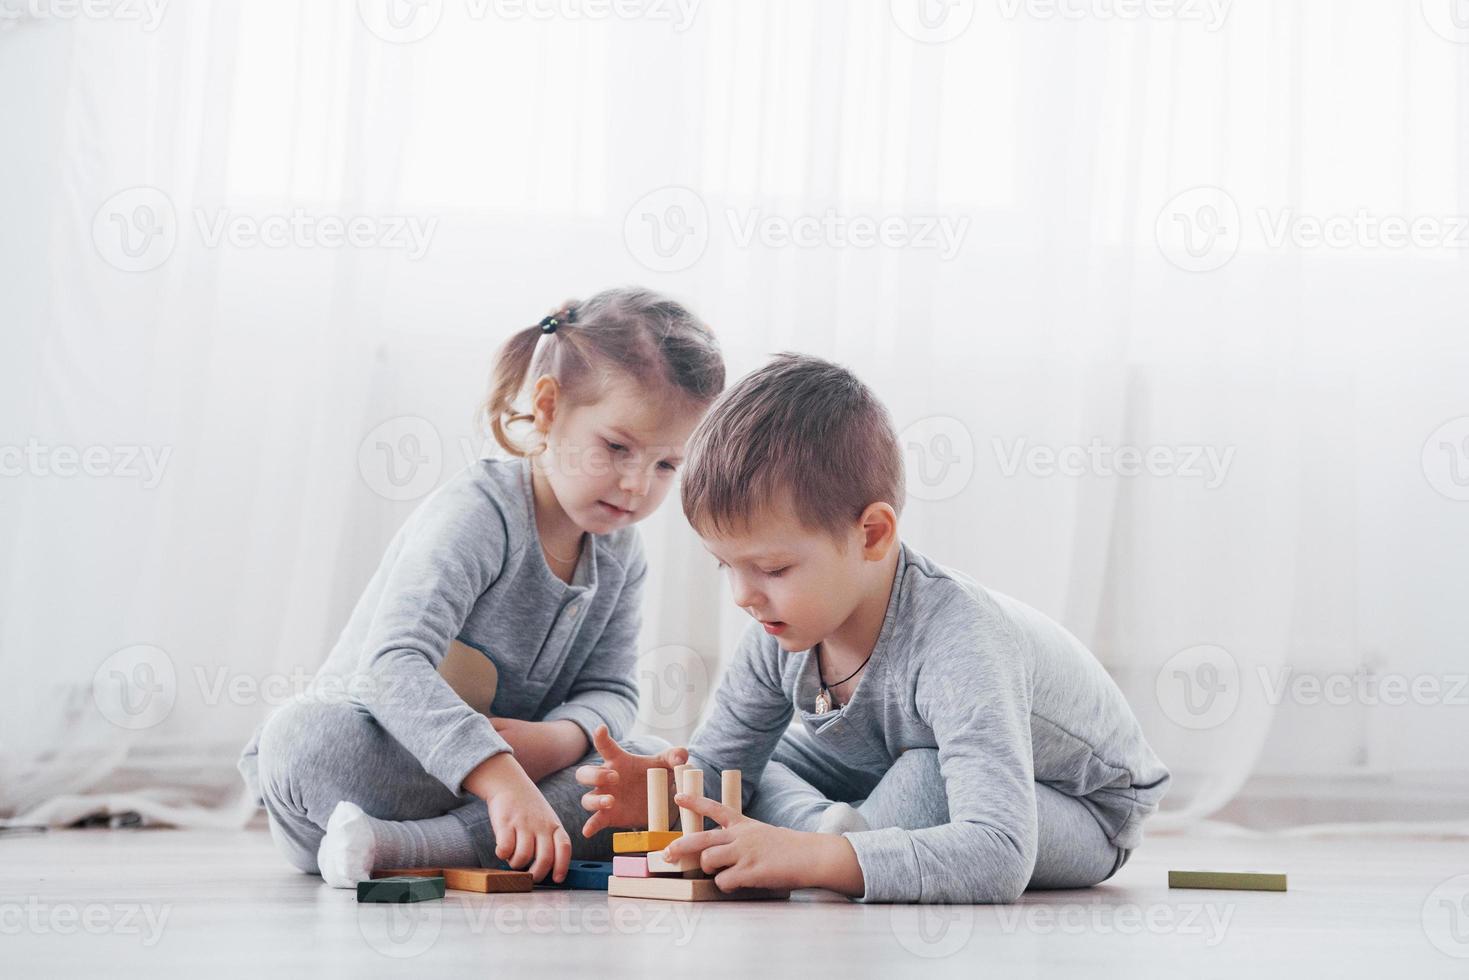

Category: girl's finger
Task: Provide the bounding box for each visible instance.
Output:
[581,811,608,839]
[552,827,572,883]
[495,824,516,862]
[713,868,746,893]
[529,831,554,882]
[590,725,628,763]
[509,826,536,869]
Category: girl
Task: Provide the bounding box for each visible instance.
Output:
[238,287,723,886]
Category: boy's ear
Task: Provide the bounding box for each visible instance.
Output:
[857,502,898,560]
[530,375,560,432]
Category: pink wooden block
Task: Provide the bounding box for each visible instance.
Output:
[612,855,651,878]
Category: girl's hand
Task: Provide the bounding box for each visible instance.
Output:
[662,793,866,896]
[575,725,689,838]
[463,752,572,884]
[491,717,589,784]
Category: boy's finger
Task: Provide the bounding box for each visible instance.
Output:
[663,828,730,859]
[495,825,516,862]
[581,812,608,839]
[713,868,747,894]
[579,792,614,812]
[699,843,738,875]
[591,725,627,763]
[673,792,738,829]
[553,828,572,883]
[658,746,690,768]
[574,765,617,787]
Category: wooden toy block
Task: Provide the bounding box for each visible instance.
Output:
[679,769,704,835]
[372,868,444,879]
[534,860,615,891]
[612,855,653,878]
[673,763,691,794]
[607,876,789,902]
[647,767,670,833]
[722,769,742,818]
[440,867,534,893]
[1168,870,1287,892]
[613,830,681,854]
[357,875,446,903]
[646,848,701,874]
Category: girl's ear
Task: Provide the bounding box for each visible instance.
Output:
[530,375,560,433]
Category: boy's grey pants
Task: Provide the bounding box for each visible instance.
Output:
[246,701,1127,890]
[747,738,1130,892]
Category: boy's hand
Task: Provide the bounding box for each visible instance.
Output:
[663,793,866,896]
[575,725,689,838]
[491,718,589,784]
[463,752,572,884]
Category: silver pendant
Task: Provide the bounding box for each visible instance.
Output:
[814,688,832,715]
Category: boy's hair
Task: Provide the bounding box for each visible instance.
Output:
[681,353,905,538]
[483,286,725,456]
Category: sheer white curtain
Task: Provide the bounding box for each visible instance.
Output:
[2,0,1466,832]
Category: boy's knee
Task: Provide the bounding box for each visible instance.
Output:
[886,747,942,785]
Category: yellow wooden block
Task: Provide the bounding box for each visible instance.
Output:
[612,830,682,854]
[1168,870,1287,892]
[607,876,788,902]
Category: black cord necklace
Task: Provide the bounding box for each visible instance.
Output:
[814,643,875,716]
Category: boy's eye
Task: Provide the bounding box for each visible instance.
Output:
[658,461,677,472]
[605,441,629,454]
[763,566,790,578]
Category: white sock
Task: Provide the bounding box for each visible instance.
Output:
[317,801,482,888]
[816,801,871,836]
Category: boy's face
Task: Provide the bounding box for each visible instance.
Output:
[699,501,874,654]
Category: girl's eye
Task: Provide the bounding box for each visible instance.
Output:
[764,567,790,578]
[658,461,678,472]
[606,441,629,454]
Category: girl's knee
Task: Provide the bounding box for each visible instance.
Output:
[255,700,367,802]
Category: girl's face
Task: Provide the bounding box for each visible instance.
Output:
[532,375,704,535]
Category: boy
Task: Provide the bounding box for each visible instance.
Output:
[577,354,1170,903]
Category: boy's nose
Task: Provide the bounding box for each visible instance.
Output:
[619,464,653,497]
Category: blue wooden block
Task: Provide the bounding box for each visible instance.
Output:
[537,860,614,891]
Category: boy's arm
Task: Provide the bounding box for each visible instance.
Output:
[843,627,1039,904]
[539,537,647,747]
[682,622,796,811]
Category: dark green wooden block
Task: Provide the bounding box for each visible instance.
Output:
[357,874,446,903]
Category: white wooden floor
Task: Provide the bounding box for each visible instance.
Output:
[3,823,1466,977]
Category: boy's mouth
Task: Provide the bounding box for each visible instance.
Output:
[760,619,787,636]
[596,500,634,518]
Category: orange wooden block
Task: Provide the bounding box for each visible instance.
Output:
[606,876,789,902]
[440,868,534,893]
[612,830,681,854]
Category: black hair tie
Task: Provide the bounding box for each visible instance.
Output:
[539,305,580,334]
[539,315,559,334]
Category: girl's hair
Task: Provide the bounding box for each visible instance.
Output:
[483,286,725,456]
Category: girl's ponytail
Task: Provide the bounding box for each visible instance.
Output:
[484,322,545,456]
